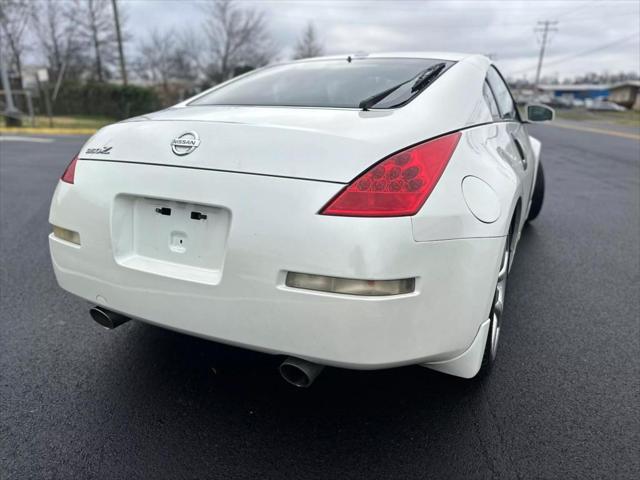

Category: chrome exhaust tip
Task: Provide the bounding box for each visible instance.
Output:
[89,307,130,330]
[279,357,324,388]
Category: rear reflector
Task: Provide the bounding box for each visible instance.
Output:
[320,132,461,217]
[285,272,415,296]
[52,226,81,245]
[61,154,78,184]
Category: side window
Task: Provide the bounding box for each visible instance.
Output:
[482,81,500,120]
[486,67,518,121]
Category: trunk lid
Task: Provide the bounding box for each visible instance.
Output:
[79,60,485,183]
[80,106,426,183]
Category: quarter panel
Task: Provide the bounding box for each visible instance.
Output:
[411,124,523,241]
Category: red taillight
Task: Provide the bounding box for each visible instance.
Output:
[61,155,78,184]
[320,132,461,217]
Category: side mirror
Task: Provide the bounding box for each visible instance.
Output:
[523,104,555,123]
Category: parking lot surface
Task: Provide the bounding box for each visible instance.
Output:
[1,125,638,479]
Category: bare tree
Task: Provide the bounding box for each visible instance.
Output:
[0,0,32,88]
[73,0,117,82]
[30,0,86,83]
[172,30,204,86]
[135,28,201,101]
[136,29,177,94]
[201,0,275,83]
[293,22,324,60]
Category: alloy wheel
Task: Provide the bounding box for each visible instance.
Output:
[489,239,509,361]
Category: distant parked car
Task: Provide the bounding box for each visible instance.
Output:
[547,96,573,109]
[589,100,626,112]
[534,94,553,105]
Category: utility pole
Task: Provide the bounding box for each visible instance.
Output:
[111,0,127,85]
[534,20,558,88]
[0,56,22,127]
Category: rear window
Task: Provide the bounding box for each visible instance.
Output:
[190,58,453,109]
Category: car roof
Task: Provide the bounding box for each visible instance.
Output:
[292,52,482,63]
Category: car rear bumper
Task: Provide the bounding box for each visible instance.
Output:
[49,161,505,369]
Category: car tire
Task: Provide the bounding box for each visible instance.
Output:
[527,162,545,221]
[478,234,510,376]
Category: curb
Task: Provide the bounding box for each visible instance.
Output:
[0,127,97,135]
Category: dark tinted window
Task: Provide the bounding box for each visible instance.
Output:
[190,58,452,109]
[486,67,518,120]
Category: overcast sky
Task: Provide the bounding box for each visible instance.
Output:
[124,0,640,80]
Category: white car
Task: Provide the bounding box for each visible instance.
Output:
[49,52,553,387]
[588,100,626,111]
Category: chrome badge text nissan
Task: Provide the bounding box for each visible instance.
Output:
[171,131,201,156]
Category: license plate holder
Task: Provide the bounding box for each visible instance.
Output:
[111,195,231,285]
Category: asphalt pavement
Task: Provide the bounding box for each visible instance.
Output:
[1,125,639,479]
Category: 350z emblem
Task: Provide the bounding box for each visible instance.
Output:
[86,146,112,154]
[171,131,201,156]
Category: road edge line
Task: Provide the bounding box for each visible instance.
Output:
[551,122,640,141]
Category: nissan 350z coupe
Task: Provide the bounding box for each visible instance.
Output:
[49,52,553,387]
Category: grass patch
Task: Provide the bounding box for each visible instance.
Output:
[555,108,640,127]
[5,115,116,130]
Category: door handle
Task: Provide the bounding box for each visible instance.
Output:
[511,135,528,170]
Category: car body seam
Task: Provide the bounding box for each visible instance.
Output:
[77,158,348,185]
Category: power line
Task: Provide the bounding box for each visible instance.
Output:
[542,32,639,68]
[551,0,600,19]
[511,31,639,76]
[278,6,639,30]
